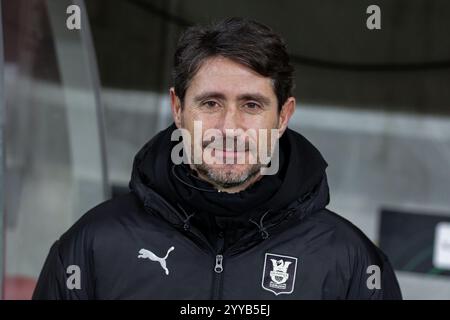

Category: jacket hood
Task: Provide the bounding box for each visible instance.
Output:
[129,123,330,250]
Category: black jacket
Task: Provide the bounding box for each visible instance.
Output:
[33,124,402,299]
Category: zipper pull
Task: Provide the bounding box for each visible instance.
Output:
[214,254,224,273]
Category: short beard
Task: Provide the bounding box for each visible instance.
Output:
[194,163,262,189]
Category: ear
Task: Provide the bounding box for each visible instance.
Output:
[278,97,295,137]
[170,87,183,128]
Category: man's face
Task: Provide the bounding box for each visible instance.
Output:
[171,56,293,190]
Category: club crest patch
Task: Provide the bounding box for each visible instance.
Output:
[261,253,298,296]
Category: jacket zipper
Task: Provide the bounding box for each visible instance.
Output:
[211,232,225,300]
[182,225,226,300]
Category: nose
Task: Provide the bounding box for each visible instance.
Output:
[220,105,241,134]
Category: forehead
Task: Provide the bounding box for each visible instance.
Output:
[185,56,276,99]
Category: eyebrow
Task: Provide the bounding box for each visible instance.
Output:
[193,91,271,106]
[236,93,271,106]
[193,92,226,103]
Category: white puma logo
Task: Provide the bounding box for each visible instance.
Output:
[138,246,175,275]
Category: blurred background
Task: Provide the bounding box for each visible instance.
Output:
[1,0,450,299]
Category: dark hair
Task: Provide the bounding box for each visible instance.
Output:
[172,17,294,110]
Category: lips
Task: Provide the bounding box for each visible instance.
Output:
[201,140,254,163]
[212,148,248,157]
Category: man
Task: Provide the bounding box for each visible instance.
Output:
[33,17,402,299]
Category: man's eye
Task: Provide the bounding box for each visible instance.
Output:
[203,101,218,108]
[245,102,260,109]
